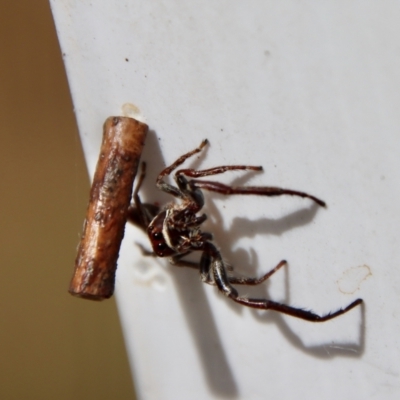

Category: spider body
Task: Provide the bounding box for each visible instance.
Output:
[129,139,362,322]
[148,206,210,257]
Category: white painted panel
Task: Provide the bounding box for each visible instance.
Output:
[51,1,400,399]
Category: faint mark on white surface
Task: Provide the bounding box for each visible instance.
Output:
[121,102,145,122]
[133,259,168,292]
[337,264,372,294]
[325,344,359,354]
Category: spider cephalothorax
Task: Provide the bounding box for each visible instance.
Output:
[128,139,362,322]
[147,205,211,257]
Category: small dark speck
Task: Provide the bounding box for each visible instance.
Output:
[381,175,385,180]
[125,58,129,62]
[220,128,224,131]
[264,50,271,57]
[62,53,66,57]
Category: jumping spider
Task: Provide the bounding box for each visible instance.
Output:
[128,139,362,322]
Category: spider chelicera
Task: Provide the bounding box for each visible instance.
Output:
[128,139,362,322]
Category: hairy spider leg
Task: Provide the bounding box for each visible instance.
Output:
[201,242,362,322]
[190,179,326,207]
[132,162,150,226]
[129,140,210,228]
[200,245,287,286]
[235,297,363,322]
[171,157,322,220]
[173,164,325,207]
[228,259,287,285]
[156,139,209,197]
[128,162,160,229]
[176,165,263,178]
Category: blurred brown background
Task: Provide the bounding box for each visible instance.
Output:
[0,1,136,399]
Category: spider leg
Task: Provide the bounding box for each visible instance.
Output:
[176,165,262,178]
[200,249,215,284]
[233,297,363,322]
[203,242,362,322]
[171,212,208,229]
[228,259,287,285]
[200,246,286,286]
[189,179,326,207]
[156,139,208,197]
[127,162,160,229]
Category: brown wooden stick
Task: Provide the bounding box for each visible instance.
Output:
[69,116,148,300]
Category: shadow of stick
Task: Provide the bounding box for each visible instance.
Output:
[171,268,239,398]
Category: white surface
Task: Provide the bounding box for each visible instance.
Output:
[51,1,400,399]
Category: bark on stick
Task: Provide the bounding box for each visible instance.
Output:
[70,116,148,300]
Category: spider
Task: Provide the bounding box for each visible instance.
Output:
[128,139,363,322]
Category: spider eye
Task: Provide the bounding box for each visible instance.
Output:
[153,232,163,240]
[157,242,167,251]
